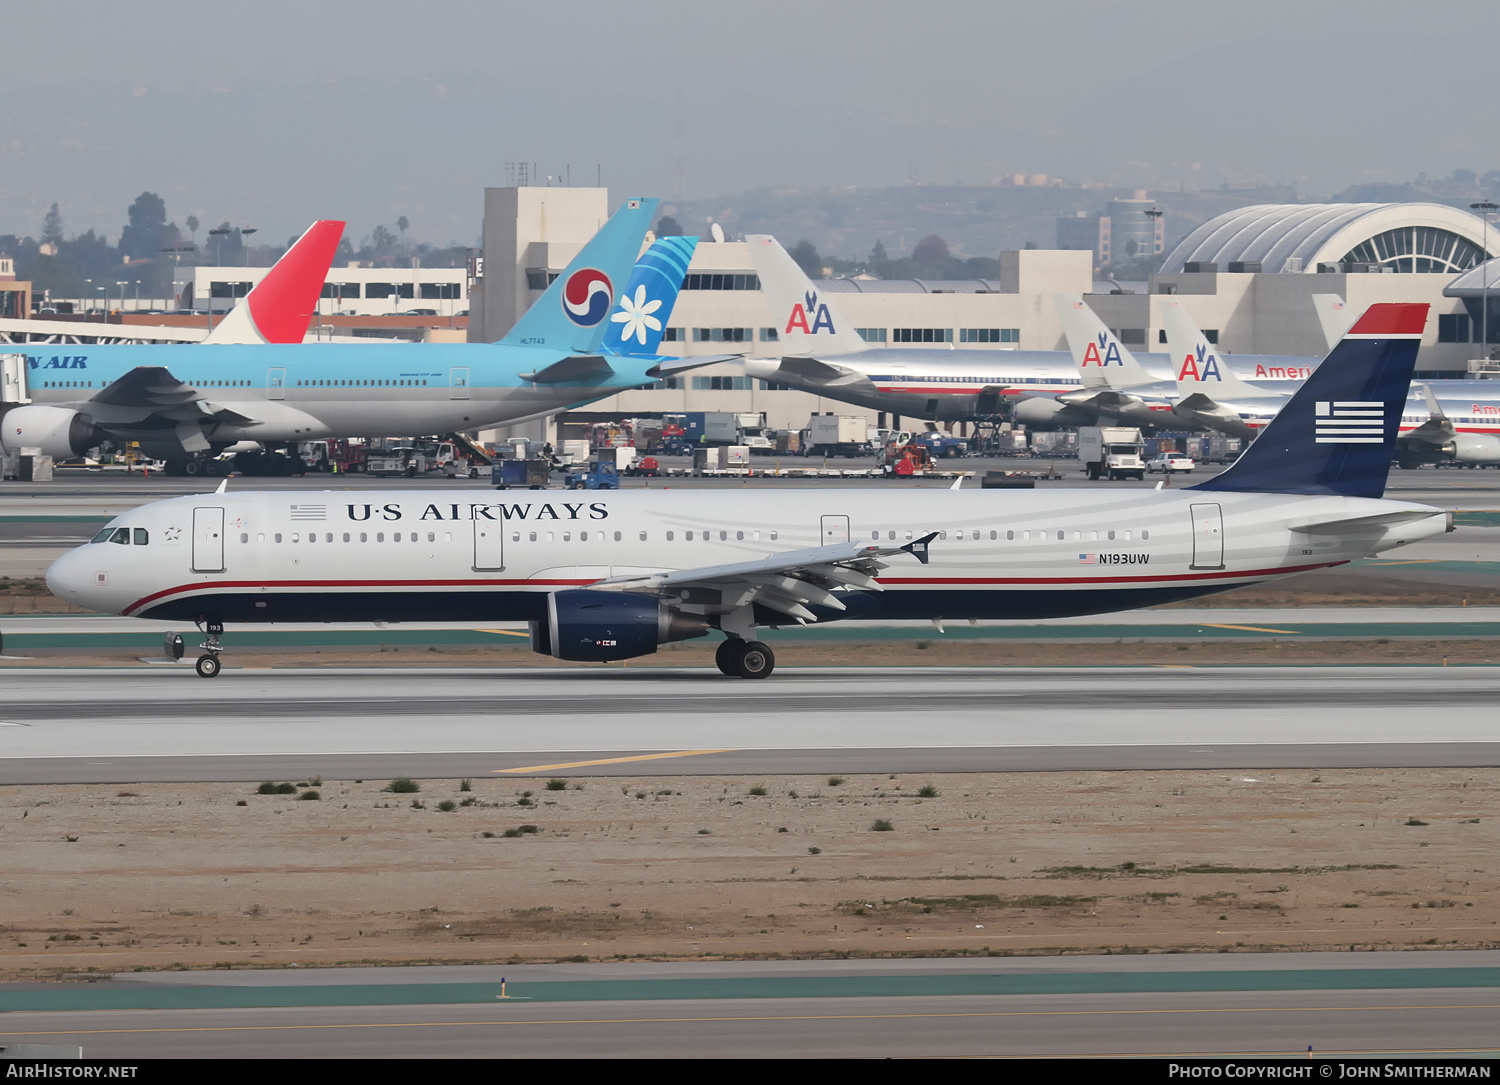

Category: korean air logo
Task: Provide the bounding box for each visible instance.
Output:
[785,290,836,335]
[562,268,613,327]
[1176,343,1222,382]
[1080,333,1124,367]
[1315,400,1386,444]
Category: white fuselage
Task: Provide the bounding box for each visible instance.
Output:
[48,487,1448,629]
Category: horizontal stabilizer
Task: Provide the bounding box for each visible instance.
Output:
[1290,510,1448,534]
[520,356,613,384]
[645,354,744,378]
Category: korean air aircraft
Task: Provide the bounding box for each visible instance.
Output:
[742,235,1322,425]
[2,198,716,476]
[45,303,1449,679]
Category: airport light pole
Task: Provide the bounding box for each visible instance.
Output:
[1472,201,1497,359]
[207,227,233,266]
[240,227,257,267]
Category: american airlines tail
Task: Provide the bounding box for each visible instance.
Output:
[1054,295,1158,390]
[746,235,869,356]
[203,220,345,344]
[601,234,698,356]
[1158,298,1270,400]
[1191,303,1428,499]
[500,197,658,353]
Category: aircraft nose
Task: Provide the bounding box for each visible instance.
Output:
[45,545,100,610]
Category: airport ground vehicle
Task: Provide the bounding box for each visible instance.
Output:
[565,463,620,489]
[491,458,550,489]
[42,304,1447,681]
[1147,452,1195,474]
[804,415,870,457]
[1079,426,1146,481]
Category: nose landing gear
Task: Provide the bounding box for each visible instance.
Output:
[194,619,225,678]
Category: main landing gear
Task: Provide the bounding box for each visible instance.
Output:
[715,638,775,679]
[194,619,225,678]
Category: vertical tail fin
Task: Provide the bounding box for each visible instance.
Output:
[500,197,658,351]
[1312,294,1353,353]
[204,220,344,344]
[601,235,698,356]
[746,235,869,355]
[1158,298,1268,399]
[1190,303,1428,498]
[1054,294,1158,390]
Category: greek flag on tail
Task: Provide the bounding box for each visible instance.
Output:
[601,235,698,357]
[1191,303,1428,500]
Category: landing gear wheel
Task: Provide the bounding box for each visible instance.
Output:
[733,641,774,680]
[715,639,742,676]
[195,654,221,678]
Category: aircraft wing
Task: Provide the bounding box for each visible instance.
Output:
[591,533,936,623]
[1399,384,1455,446]
[80,366,263,451]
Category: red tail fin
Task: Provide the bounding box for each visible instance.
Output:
[206,220,344,344]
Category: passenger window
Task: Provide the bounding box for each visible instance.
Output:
[972,531,980,540]
[510,532,519,542]
[686,531,694,541]
[546,532,554,542]
[753,531,761,541]
[989,530,997,540]
[326,534,333,543]
[719,530,727,541]
[771,531,778,541]
[1023,530,1030,541]
[427,532,435,543]
[614,531,622,541]
[563,532,572,542]
[343,533,350,542]
[871,531,879,540]
[307,534,315,543]
[580,531,588,542]
[1091,530,1099,541]
[1007,530,1014,540]
[1123,530,1132,541]
[1056,530,1064,541]
[1108,530,1115,540]
[240,533,248,544]
[376,533,384,542]
[275,533,283,543]
[1073,531,1081,541]
[110,528,130,545]
[1142,530,1150,540]
[666,531,674,541]
[529,532,537,542]
[360,533,368,543]
[409,533,417,542]
[639,531,647,541]
[133,529,149,545]
[291,533,300,543]
[257,534,265,544]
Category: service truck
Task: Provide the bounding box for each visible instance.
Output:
[1078,426,1145,481]
[804,414,869,457]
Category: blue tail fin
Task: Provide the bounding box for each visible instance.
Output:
[601,235,698,356]
[1190,303,1428,499]
[500,197,658,351]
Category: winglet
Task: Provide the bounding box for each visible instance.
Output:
[205,220,345,344]
[901,531,938,565]
[214,478,228,494]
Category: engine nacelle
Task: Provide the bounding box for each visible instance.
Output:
[1446,433,1500,465]
[0,405,101,458]
[1011,397,1069,425]
[530,589,711,662]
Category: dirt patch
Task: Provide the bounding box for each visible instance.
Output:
[1,769,1495,978]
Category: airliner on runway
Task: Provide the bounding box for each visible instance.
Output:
[45,303,1449,679]
[2,199,719,475]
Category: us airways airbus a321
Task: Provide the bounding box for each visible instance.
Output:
[45,303,1449,679]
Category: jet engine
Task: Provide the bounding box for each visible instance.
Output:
[1446,434,1500,465]
[1011,397,1069,425]
[530,589,711,662]
[0,405,102,458]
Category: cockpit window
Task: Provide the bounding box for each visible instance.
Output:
[108,528,130,545]
[91,526,115,543]
[133,528,149,546]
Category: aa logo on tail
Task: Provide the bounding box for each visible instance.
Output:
[1081,333,1124,367]
[786,290,837,335]
[1176,344,1222,382]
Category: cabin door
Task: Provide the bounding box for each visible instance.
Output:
[192,507,226,573]
[473,519,504,571]
[450,367,471,399]
[267,368,286,400]
[820,514,850,544]
[1190,503,1225,570]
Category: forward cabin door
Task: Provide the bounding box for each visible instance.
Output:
[192,507,226,573]
[473,519,504,571]
[820,514,850,544]
[1190,503,1224,570]
[450,367,471,400]
[267,368,286,400]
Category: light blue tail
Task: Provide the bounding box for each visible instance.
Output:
[500,197,659,352]
[601,235,698,356]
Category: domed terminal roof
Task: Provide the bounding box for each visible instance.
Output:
[1160,203,1494,274]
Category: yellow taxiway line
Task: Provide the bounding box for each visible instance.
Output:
[1199,623,1301,634]
[494,749,738,774]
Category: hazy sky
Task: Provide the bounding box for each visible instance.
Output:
[1,0,1494,247]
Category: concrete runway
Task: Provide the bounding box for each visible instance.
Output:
[3,953,1498,1058]
[2,665,1498,783]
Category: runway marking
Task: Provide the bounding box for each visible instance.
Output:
[1200,623,1301,634]
[495,749,739,773]
[10,1002,1500,1038]
[477,629,529,638]
[1366,560,1445,566]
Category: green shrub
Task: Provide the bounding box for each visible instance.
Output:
[437,800,456,812]
[808,846,821,855]
[749,785,768,796]
[546,779,568,791]
[384,778,420,794]
[871,819,894,832]
[459,779,472,792]
[519,824,539,834]
[299,790,321,801]
[502,828,522,838]
[256,782,277,795]
[828,777,844,787]
[918,785,939,798]
[274,782,297,795]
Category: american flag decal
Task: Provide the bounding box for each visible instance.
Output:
[1314,400,1386,444]
[289,504,327,521]
[1078,553,1097,564]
